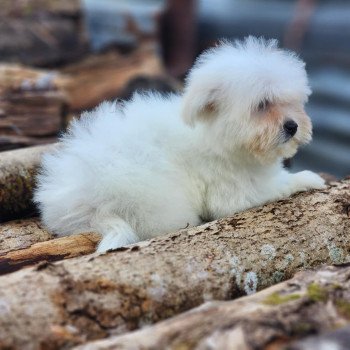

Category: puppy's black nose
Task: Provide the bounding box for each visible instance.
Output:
[283,120,298,137]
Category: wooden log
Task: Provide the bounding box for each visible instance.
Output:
[57,44,168,112]
[0,180,348,349]
[0,65,68,151]
[0,0,88,67]
[0,217,100,275]
[72,264,350,350]
[0,144,55,222]
[0,90,66,136]
[0,231,100,275]
[0,135,57,151]
[1,0,83,17]
[0,218,52,254]
[0,65,58,95]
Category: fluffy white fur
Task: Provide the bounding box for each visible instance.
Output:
[34,37,326,252]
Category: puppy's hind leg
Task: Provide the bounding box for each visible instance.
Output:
[93,217,140,253]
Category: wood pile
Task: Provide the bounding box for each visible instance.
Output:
[0,66,67,151]
[0,0,88,67]
[0,44,175,151]
[0,0,178,151]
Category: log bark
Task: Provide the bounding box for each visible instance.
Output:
[0,0,88,67]
[72,264,350,350]
[0,145,55,221]
[0,180,349,349]
[0,218,52,254]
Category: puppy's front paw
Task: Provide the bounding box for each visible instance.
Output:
[293,170,327,192]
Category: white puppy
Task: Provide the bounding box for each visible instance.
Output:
[34,37,326,252]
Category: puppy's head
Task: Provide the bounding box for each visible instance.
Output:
[181,37,312,163]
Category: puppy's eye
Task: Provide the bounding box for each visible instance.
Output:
[257,99,270,112]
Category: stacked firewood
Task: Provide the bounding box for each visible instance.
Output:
[0,0,178,152]
[0,46,176,151]
[0,0,88,67]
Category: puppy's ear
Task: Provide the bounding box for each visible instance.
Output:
[181,87,219,127]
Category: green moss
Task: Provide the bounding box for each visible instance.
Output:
[263,292,301,305]
[307,283,328,302]
[331,283,343,290]
[292,322,315,335]
[336,299,350,319]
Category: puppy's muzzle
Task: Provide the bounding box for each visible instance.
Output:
[283,120,298,138]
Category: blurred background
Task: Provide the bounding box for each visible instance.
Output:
[0,0,349,177]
